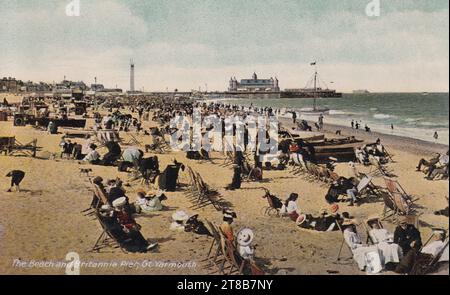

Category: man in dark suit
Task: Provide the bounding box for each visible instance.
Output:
[394,218,423,273]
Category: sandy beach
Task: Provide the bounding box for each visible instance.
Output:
[0,100,448,276]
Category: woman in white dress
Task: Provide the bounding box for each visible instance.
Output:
[342,219,382,272]
[368,218,403,266]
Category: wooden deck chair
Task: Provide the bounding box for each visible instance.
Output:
[194,172,223,211]
[335,221,355,263]
[363,217,385,245]
[356,176,382,202]
[217,227,245,275]
[184,166,199,198]
[203,222,230,274]
[368,155,389,176]
[383,177,419,205]
[89,211,127,253]
[422,237,449,274]
[128,134,142,146]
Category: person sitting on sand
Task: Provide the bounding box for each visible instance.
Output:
[83,144,100,164]
[220,209,237,242]
[280,193,301,222]
[184,214,212,236]
[296,208,341,232]
[6,170,25,192]
[136,190,166,213]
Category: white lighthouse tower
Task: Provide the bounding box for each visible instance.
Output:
[130,59,135,92]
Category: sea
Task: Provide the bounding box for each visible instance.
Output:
[211,92,449,145]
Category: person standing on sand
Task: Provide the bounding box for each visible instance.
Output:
[351,120,354,129]
[6,170,25,192]
[292,111,297,124]
[434,131,439,141]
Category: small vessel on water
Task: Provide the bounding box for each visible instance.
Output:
[281,62,342,102]
[282,62,340,114]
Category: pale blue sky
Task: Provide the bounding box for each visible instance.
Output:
[0,0,448,91]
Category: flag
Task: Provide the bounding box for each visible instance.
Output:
[310,61,316,66]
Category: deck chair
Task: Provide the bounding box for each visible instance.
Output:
[363,217,387,245]
[380,187,416,222]
[355,176,382,201]
[202,221,229,274]
[128,134,142,146]
[383,177,419,205]
[217,227,245,275]
[335,222,356,263]
[88,211,127,253]
[422,237,449,274]
[368,155,389,177]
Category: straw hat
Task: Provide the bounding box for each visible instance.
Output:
[342,218,358,226]
[172,211,189,222]
[112,197,127,208]
[237,228,254,246]
[296,214,307,225]
[329,157,338,162]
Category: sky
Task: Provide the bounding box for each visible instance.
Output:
[0,0,448,92]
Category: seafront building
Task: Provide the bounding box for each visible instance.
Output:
[228,72,280,92]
